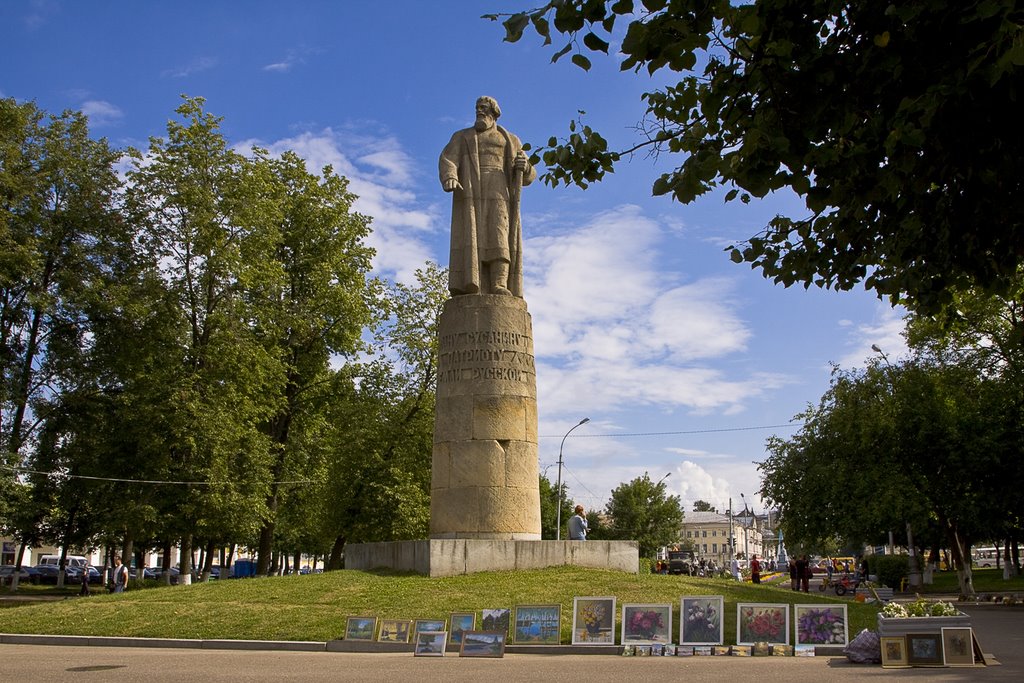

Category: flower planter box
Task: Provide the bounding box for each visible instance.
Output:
[877,612,971,637]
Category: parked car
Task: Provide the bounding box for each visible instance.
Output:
[28,564,62,584]
[0,565,32,582]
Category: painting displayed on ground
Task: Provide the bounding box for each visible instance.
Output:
[621,603,672,644]
[377,619,412,643]
[344,616,377,641]
[906,633,943,666]
[736,604,789,645]
[794,604,848,647]
[449,612,475,645]
[459,630,506,658]
[572,597,616,645]
[941,627,975,666]
[413,631,448,656]
[513,604,561,644]
[413,619,446,638]
[481,608,511,637]
[881,636,909,668]
[680,596,724,645]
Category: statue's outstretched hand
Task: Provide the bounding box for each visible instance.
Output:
[442,178,463,192]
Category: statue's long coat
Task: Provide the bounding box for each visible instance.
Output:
[439,124,535,296]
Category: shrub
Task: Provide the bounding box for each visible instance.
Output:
[869,555,909,589]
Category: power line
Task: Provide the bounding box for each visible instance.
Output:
[539,423,802,439]
[0,464,312,486]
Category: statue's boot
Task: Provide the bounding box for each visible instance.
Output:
[490,260,511,295]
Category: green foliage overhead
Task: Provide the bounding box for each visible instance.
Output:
[488,1,1024,313]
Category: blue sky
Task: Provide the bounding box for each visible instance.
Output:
[1,1,907,514]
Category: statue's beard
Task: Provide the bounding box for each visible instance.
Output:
[474,115,494,131]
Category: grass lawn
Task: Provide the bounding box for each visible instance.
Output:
[1,566,879,644]
[915,567,1024,594]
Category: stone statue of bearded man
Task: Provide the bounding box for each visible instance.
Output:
[439,96,536,297]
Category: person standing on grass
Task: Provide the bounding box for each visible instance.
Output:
[750,554,761,584]
[112,555,129,593]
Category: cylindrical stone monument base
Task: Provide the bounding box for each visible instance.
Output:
[431,294,540,539]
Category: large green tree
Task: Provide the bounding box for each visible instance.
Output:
[244,148,376,576]
[490,1,1024,312]
[1,98,121,586]
[122,97,284,583]
[760,357,1008,595]
[604,471,684,557]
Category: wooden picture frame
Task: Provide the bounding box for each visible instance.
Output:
[459,630,506,658]
[680,595,724,645]
[513,604,561,644]
[344,616,377,641]
[572,596,616,645]
[794,604,848,647]
[880,636,909,668]
[941,627,974,666]
[621,603,672,644]
[736,603,789,645]
[413,630,447,657]
[448,612,475,645]
[413,619,446,639]
[906,633,943,666]
[377,619,412,643]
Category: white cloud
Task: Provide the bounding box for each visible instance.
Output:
[263,46,322,73]
[80,100,124,127]
[834,305,908,369]
[238,128,438,286]
[526,205,788,417]
[675,461,733,511]
[162,57,218,78]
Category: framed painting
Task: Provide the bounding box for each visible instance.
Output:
[344,616,377,641]
[941,627,974,666]
[413,619,446,638]
[906,633,943,666]
[621,603,672,644]
[736,603,789,645]
[880,636,909,668]
[794,604,848,647]
[572,596,616,645]
[459,630,505,658]
[448,612,475,645]
[377,619,412,643]
[480,608,511,637]
[413,631,447,657]
[680,595,724,645]
[513,604,561,644]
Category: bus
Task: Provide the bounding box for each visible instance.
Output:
[971,546,1000,567]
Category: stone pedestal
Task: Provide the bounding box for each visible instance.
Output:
[430,294,540,539]
[344,539,639,577]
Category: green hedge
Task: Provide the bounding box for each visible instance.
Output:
[868,554,909,589]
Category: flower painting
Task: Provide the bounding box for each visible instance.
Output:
[680,596,724,645]
[572,596,616,645]
[621,604,672,644]
[737,603,789,645]
[794,605,848,646]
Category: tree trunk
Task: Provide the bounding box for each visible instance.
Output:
[123,532,134,580]
[948,526,975,597]
[161,539,172,585]
[294,550,301,573]
[200,540,216,581]
[225,543,236,577]
[328,535,345,571]
[179,534,193,585]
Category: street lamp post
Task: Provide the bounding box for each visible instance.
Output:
[741,493,750,562]
[872,344,922,589]
[555,417,590,541]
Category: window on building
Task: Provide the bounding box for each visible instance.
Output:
[712,543,718,553]
[702,544,708,553]
[702,530,707,538]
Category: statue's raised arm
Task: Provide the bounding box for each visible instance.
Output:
[439,96,535,298]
